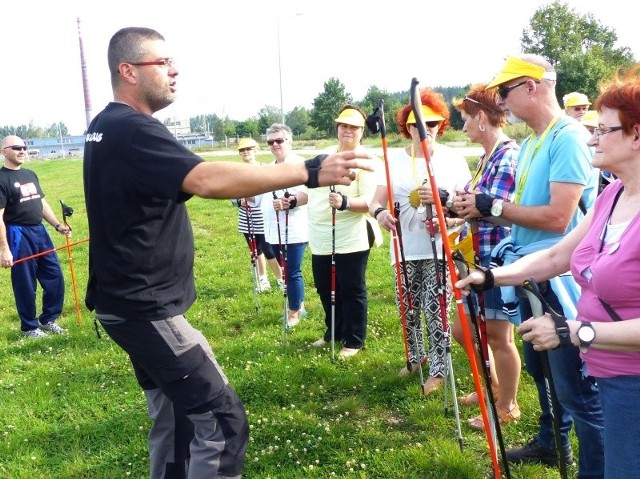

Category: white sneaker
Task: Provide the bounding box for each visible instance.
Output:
[276,279,285,292]
[40,322,67,334]
[258,278,271,292]
[23,328,47,338]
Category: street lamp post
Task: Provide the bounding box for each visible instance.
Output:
[277,16,284,125]
[277,12,303,126]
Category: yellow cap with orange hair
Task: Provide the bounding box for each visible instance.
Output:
[406,105,445,124]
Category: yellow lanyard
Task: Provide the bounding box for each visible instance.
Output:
[514,117,560,204]
[470,139,502,190]
[410,143,423,187]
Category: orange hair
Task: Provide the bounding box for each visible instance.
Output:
[594,63,640,135]
[396,88,450,139]
[452,83,506,128]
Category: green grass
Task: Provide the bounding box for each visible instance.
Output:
[0,156,576,478]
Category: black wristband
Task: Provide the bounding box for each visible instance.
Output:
[554,320,573,349]
[288,195,298,209]
[471,268,495,293]
[373,207,387,220]
[338,192,348,211]
[55,223,62,232]
[304,155,327,188]
[475,193,494,217]
[438,188,449,207]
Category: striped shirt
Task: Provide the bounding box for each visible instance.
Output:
[233,197,265,234]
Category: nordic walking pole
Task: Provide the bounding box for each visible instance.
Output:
[244,200,260,311]
[454,250,511,478]
[522,279,569,479]
[60,201,83,327]
[273,192,288,347]
[424,207,463,451]
[410,78,501,478]
[330,186,337,362]
[12,238,89,265]
[366,100,412,368]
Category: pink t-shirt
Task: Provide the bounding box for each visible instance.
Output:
[571,179,640,378]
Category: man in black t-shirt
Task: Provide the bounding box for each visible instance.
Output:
[0,135,71,338]
[85,27,373,479]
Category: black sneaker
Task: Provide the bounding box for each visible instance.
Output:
[506,436,573,467]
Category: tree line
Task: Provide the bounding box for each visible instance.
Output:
[2,2,634,143]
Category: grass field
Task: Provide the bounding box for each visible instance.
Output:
[0,155,575,478]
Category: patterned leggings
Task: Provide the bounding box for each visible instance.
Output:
[394,259,447,378]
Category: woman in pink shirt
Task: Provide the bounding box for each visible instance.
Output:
[457,64,640,478]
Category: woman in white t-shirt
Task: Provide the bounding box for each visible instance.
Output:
[369,89,471,395]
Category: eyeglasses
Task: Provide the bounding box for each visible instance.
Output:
[498,80,539,99]
[464,96,482,105]
[126,58,175,68]
[3,145,27,151]
[238,147,254,152]
[594,126,624,138]
[267,138,286,146]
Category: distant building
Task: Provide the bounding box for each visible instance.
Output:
[24,119,216,159]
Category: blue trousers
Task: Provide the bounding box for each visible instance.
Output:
[8,224,64,331]
[269,241,307,311]
[597,375,640,479]
[518,284,605,479]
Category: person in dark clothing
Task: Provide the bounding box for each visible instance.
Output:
[84,26,372,479]
[0,135,70,338]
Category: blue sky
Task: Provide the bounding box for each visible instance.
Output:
[3,0,638,135]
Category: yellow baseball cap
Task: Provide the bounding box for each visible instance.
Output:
[334,108,365,127]
[237,138,258,150]
[486,56,557,89]
[563,92,591,108]
[406,105,445,124]
[581,110,598,128]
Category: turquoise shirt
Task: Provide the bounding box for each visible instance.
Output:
[512,116,597,246]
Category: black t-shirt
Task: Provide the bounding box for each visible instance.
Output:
[83,102,203,320]
[0,167,45,225]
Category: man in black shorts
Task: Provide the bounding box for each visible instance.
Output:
[84,26,371,479]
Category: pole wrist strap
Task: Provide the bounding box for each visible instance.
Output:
[304,155,327,188]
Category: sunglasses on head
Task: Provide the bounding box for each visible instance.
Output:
[3,145,27,151]
[267,138,286,146]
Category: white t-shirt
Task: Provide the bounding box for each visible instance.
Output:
[260,153,309,244]
[383,144,471,264]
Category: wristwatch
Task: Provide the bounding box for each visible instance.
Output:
[490,199,504,217]
[577,321,596,353]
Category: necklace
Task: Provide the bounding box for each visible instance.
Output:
[408,143,427,211]
[470,138,503,190]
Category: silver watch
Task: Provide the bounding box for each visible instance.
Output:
[490,199,504,217]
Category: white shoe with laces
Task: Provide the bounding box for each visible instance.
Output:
[258,277,271,292]
[22,328,48,338]
[40,322,67,334]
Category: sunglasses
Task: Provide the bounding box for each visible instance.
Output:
[267,138,286,146]
[238,147,254,152]
[3,145,27,151]
[425,121,440,128]
[498,80,539,99]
